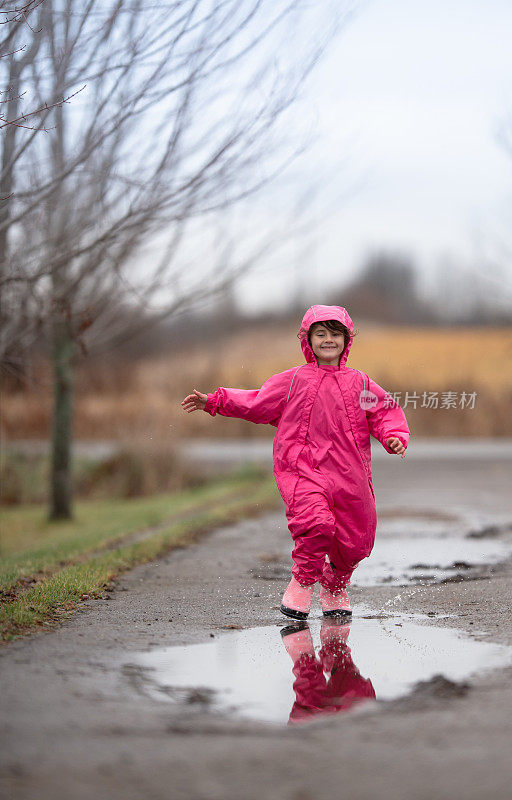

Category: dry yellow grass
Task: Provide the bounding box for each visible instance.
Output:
[351,326,512,395]
[2,323,512,440]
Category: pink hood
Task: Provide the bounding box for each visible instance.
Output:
[299,305,354,366]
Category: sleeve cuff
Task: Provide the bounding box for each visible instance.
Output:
[204,393,217,416]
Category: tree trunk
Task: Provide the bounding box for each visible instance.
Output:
[49,315,74,520]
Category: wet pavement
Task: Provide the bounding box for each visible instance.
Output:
[114,446,512,727]
[2,450,512,800]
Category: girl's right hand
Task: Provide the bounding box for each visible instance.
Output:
[181,389,208,413]
[386,436,406,458]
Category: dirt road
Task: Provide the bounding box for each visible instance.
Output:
[2,453,512,800]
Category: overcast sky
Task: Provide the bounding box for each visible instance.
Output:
[235,0,512,314]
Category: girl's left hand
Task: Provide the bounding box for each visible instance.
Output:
[386,437,406,458]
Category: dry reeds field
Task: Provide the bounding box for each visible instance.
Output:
[3,322,512,441]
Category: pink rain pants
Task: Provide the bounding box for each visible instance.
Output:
[205,305,410,590]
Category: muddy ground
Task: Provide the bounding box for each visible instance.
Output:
[1,453,512,800]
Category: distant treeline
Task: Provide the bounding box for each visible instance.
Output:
[123,251,511,358]
[8,250,511,369]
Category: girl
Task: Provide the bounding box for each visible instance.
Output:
[181,304,410,620]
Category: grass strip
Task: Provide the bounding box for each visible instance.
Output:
[0,476,280,641]
[0,469,273,594]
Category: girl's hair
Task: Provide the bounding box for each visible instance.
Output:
[297,319,357,348]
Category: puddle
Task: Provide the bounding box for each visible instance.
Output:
[353,514,512,586]
[122,614,511,725]
[353,536,511,586]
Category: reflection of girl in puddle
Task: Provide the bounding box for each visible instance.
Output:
[281,619,375,724]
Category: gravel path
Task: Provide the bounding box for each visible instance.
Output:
[2,454,512,800]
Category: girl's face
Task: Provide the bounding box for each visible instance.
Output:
[309,324,346,365]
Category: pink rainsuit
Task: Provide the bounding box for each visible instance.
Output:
[205,305,410,590]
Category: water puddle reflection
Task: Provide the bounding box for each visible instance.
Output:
[122,614,511,725]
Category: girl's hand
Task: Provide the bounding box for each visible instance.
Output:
[386,437,406,458]
[181,389,208,413]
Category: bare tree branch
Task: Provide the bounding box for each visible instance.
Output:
[0,0,349,517]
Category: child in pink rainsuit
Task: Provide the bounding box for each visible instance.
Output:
[181,304,410,620]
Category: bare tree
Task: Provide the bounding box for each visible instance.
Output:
[0,0,83,376]
[2,0,347,518]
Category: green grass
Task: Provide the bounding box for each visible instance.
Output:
[0,468,280,641]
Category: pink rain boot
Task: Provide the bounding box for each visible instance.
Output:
[280,576,314,620]
[320,617,352,650]
[320,585,351,617]
[280,624,315,662]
